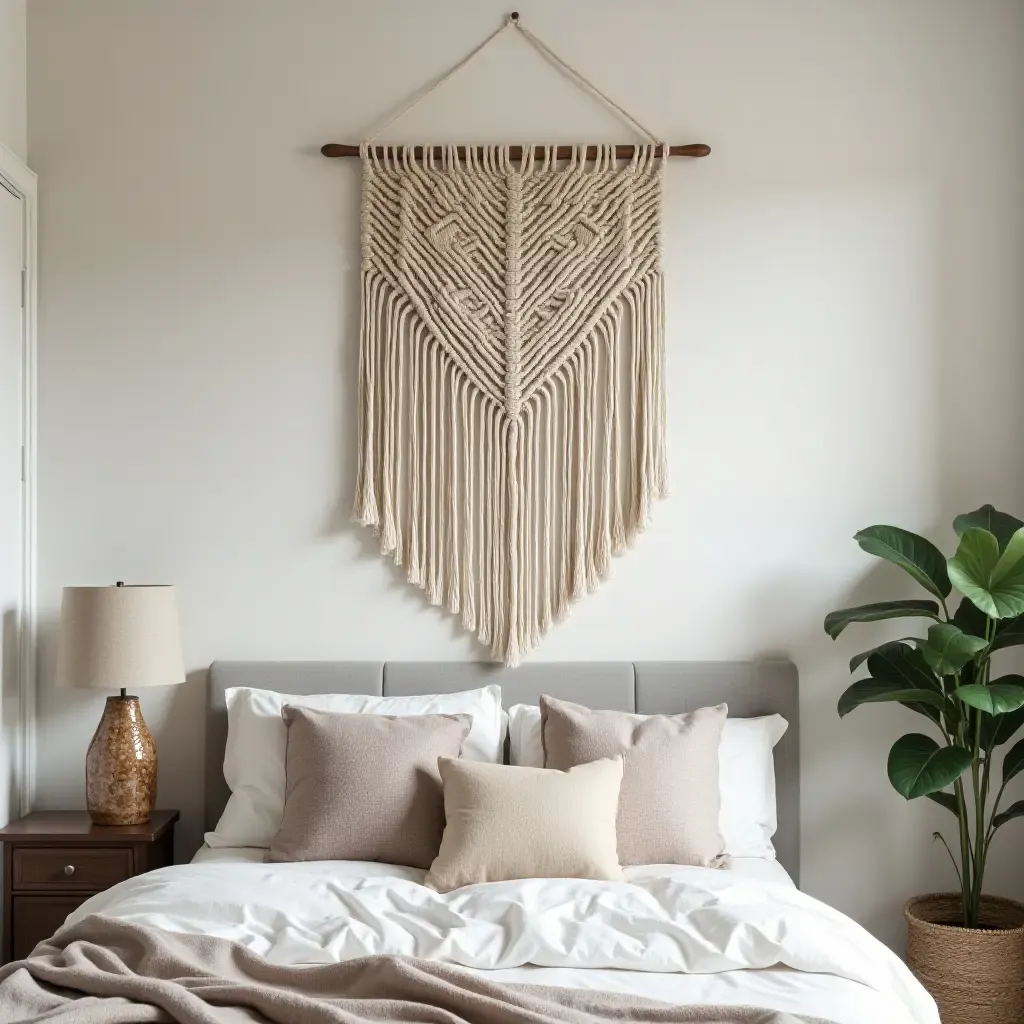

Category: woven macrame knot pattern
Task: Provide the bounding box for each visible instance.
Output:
[354,143,667,665]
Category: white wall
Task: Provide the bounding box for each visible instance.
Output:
[0,0,26,160]
[27,0,1024,947]
[0,0,27,834]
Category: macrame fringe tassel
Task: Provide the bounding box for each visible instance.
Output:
[353,269,666,667]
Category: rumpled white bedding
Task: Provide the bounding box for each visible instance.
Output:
[67,853,937,1024]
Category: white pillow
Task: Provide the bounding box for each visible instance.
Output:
[506,704,787,860]
[718,713,788,858]
[207,685,504,849]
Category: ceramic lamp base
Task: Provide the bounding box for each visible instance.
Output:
[85,695,157,825]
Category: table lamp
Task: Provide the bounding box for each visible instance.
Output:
[57,582,185,825]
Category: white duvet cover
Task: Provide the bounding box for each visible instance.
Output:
[67,853,937,1024]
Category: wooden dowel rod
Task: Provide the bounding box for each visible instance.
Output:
[321,143,710,160]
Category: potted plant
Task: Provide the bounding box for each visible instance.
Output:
[824,505,1024,1024]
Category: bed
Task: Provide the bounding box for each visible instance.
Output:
[0,661,938,1024]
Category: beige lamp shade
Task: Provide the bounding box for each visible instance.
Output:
[57,585,186,691]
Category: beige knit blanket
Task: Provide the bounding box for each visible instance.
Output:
[0,917,831,1024]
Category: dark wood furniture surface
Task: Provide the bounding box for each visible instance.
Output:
[0,810,178,963]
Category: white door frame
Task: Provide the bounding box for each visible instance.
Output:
[0,140,37,817]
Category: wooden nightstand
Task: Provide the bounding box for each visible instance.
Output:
[0,810,178,962]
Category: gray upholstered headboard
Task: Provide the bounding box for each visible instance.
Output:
[206,661,800,882]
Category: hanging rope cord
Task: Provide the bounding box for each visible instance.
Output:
[364,14,662,145]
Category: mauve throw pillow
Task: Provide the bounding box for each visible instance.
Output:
[268,707,471,869]
[540,695,728,867]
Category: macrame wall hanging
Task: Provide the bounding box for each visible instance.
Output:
[322,14,710,666]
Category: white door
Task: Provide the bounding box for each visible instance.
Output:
[0,179,24,827]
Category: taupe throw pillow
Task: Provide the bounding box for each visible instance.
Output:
[269,707,471,869]
[541,696,728,867]
[425,756,624,892]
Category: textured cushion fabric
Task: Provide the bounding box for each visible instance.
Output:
[540,696,728,867]
[207,685,503,849]
[509,703,787,860]
[269,707,472,868]
[425,757,624,892]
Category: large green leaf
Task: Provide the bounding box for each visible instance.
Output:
[824,601,940,640]
[861,643,950,728]
[952,597,991,639]
[948,528,1002,614]
[926,790,960,816]
[958,659,977,689]
[990,615,1024,652]
[849,640,919,674]
[866,643,940,691]
[838,679,947,719]
[954,505,1024,553]
[981,704,1024,749]
[855,526,952,600]
[948,527,1024,619]
[993,528,1024,607]
[887,734,972,799]
[901,698,945,729]
[954,679,1024,715]
[956,598,1024,652]
[940,691,963,728]
[1002,737,1024,786]
[919,624,987,676]
[992,800,1024,831]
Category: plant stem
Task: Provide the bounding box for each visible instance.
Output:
[972,708,985,925]
[976,655,993,923]
[940,671,955,745]
[977,754,994,917]
[985,776,1009,848]
[955,776,973,925]
[966,620,996,926]
[933,831,963,890]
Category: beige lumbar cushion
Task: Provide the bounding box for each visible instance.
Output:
[425,756,624,892]
[269,706,471,869]
[541,695,728,867]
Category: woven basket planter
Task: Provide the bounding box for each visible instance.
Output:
[905,893,1024,1023]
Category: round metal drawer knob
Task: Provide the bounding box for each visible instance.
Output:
[63,864,75,877]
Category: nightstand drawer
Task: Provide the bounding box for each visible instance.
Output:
[12,847,133,890]
[11,896,87,960]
